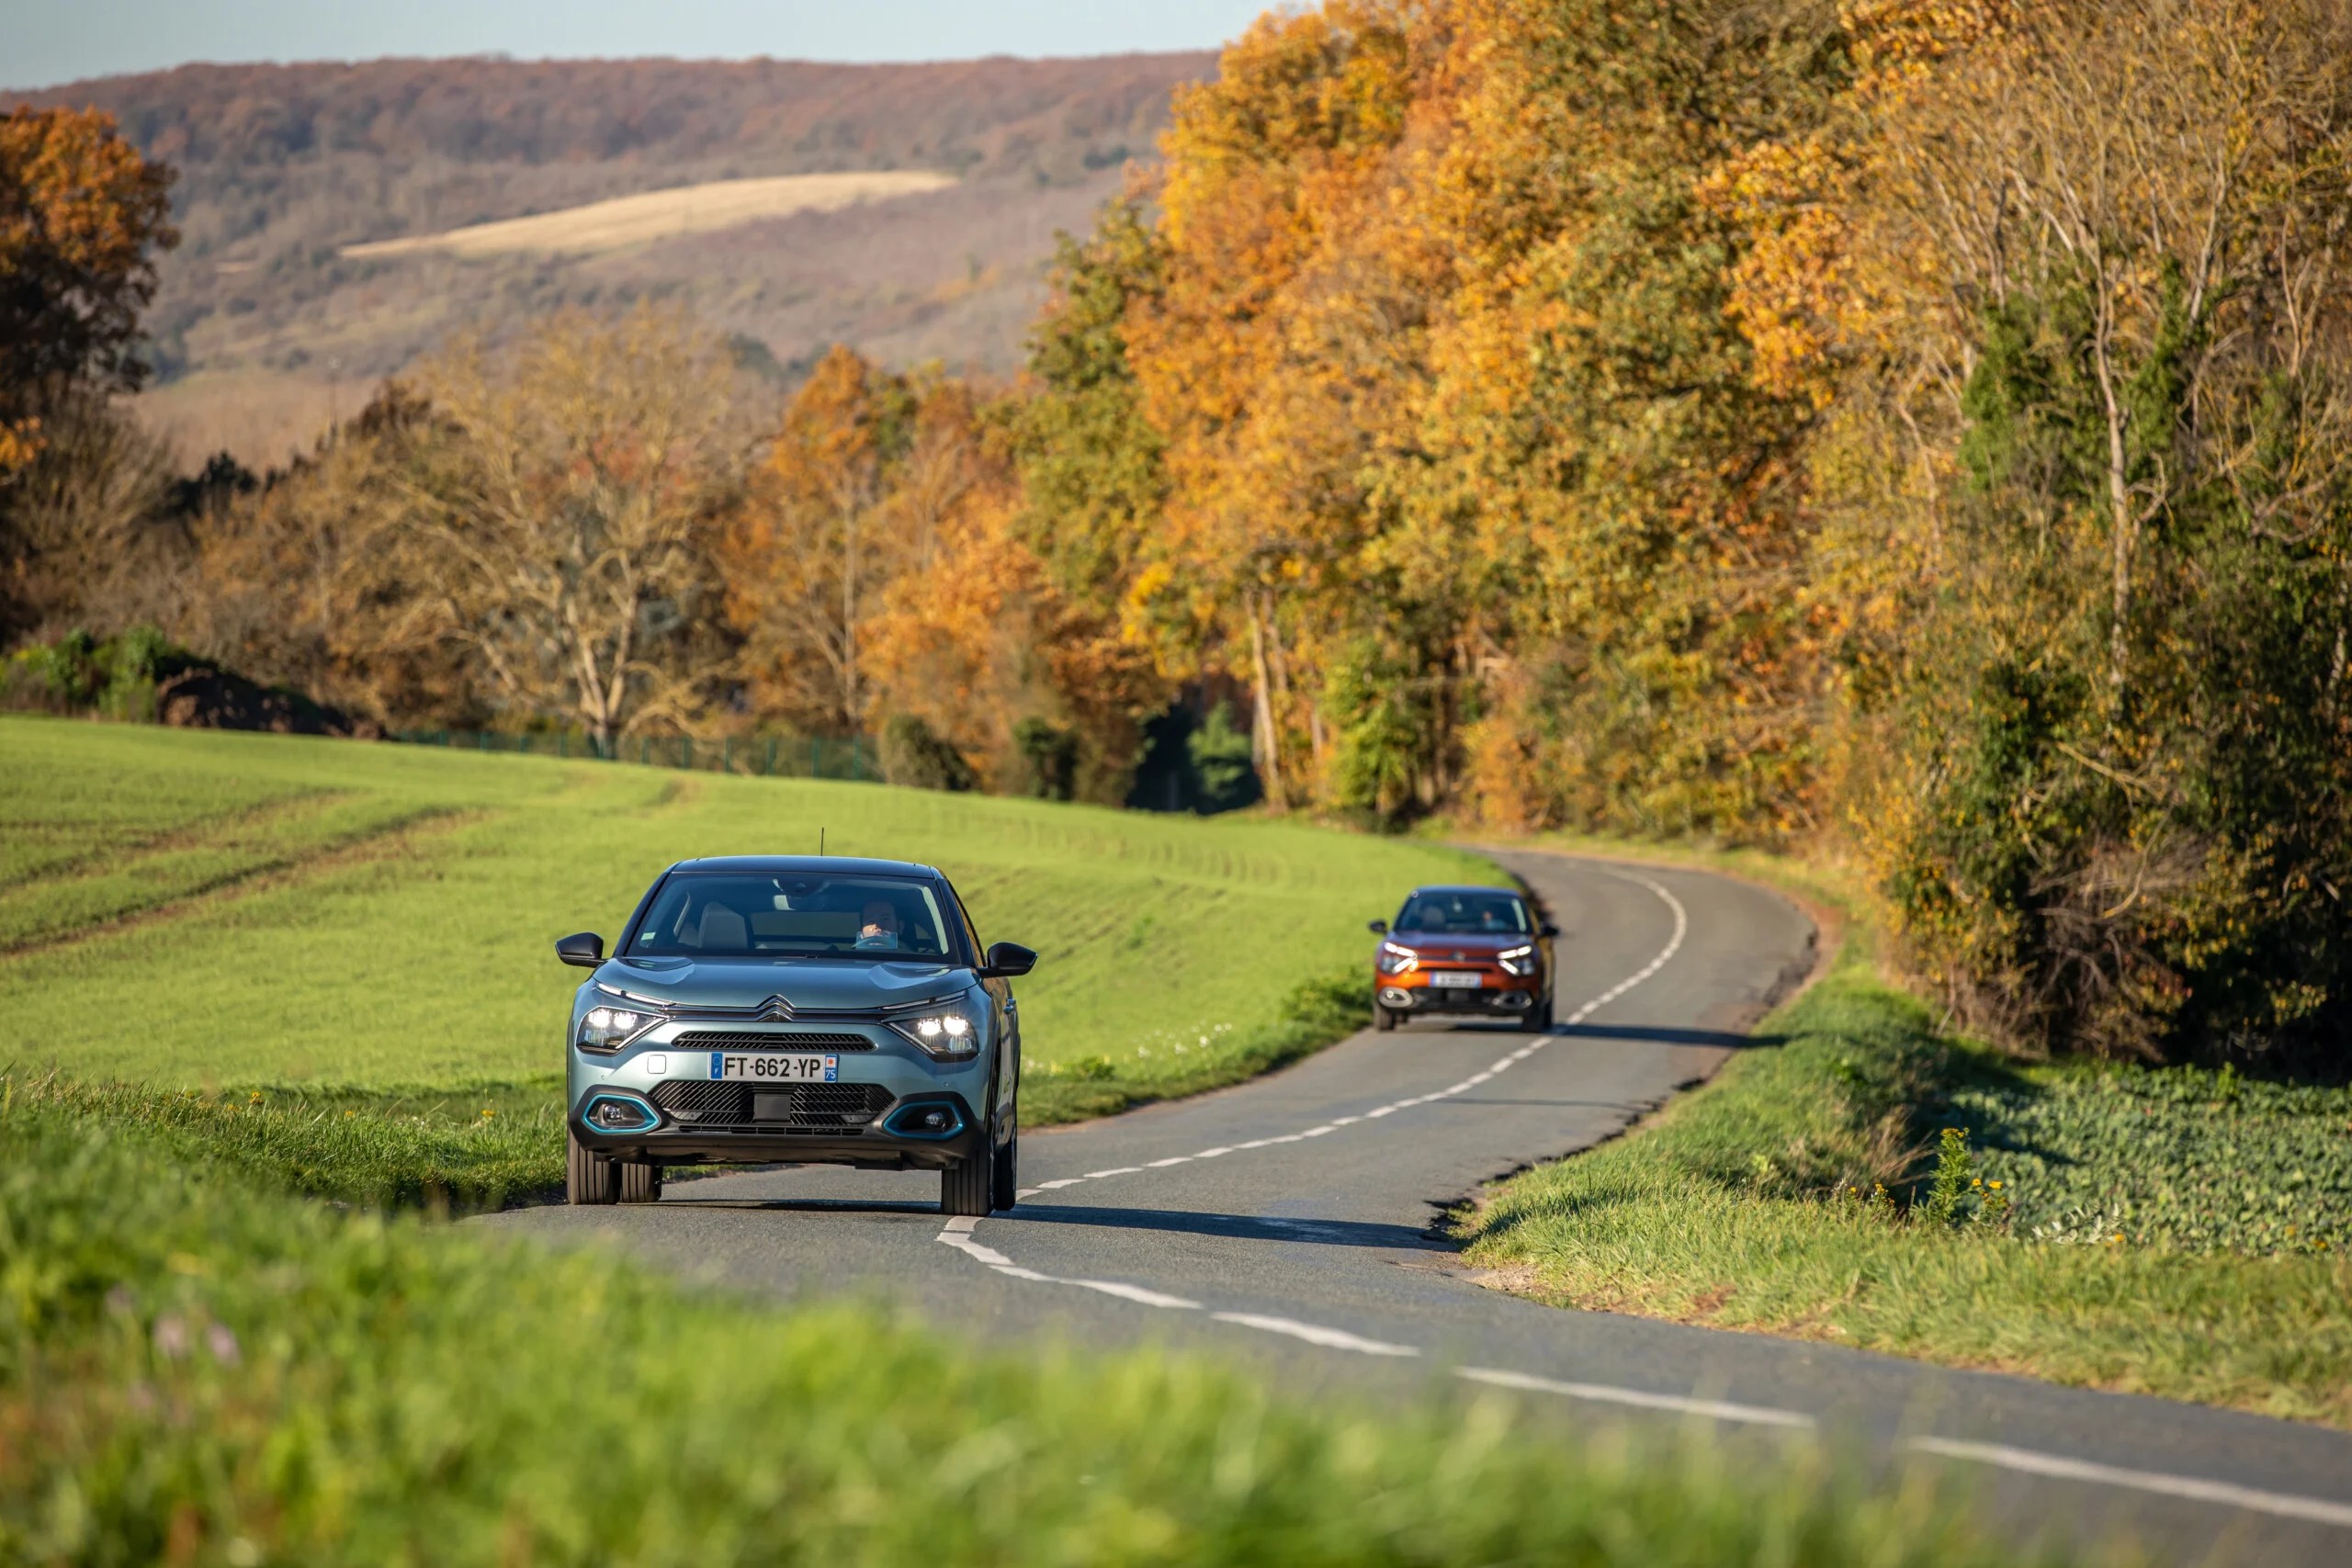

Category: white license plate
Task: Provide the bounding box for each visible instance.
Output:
[1428,971,1484,989]
[712,1052,838,1083]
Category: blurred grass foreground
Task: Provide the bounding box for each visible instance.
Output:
[0,1096,2073,1568]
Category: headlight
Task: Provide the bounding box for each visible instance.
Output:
[1376,941,1419,976]
[890,1011,978,1058]
[1498,943,1537,976]
[577,1005,659,1053]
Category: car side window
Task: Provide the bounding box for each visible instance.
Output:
[949,886,985,964]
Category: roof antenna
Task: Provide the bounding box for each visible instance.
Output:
[820,827,826,857]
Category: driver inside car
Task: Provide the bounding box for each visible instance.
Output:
[854,897,903,951]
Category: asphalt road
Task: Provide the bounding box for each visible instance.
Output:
[485,849,2352,1564]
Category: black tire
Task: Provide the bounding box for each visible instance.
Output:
[566,1129,616,1205]
[990,1127,1018,1212]
[1373,1002,1398,1032]
[941,1145,994,1216]
[616,1159,662,1204]
[1520,994,1553,1032]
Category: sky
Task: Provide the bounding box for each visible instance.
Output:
[4,0,1274,90]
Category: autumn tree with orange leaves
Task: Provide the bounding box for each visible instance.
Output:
[0,107,175,472]
[0,106,178,636]
[728,344,1164,797]
[1080,0,1834,829]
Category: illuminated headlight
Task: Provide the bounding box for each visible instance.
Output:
[576,1006,658,1053]
[1376,941,1420,976]
[1498,943,1538,976]
[890,1012,978,1058]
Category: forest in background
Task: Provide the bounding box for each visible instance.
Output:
[6,0,2348,1073]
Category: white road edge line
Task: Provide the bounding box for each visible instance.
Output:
[1458,1366,1815,1428]
[1905,1438,2352,1530]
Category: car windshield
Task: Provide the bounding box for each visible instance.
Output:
[628,874,955,961]
[1396,890,1530,936]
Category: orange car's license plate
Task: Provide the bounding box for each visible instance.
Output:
[1428,972,1483,988]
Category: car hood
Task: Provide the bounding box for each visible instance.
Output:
[1388,931,1532,957]
[593,955,968,1012]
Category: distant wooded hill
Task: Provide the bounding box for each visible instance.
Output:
[17,52,1213,468]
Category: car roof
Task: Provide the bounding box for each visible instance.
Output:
[666,855,943,880]
[1405,884,1527,898]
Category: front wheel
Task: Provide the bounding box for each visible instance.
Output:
[990,1125,1019,1212]
[566,1129,616,1205]
[1520,995,1554,1032]
[1373,1001,1398,1032]
[941,1145,995,1216]
[616,1159,662,1203]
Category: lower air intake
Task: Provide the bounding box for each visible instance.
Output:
[649,1079,890,1130]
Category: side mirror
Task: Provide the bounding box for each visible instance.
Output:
[1539,923,1561,939]
[1367,919,1389,934]
[978,941,1037,979]
[556,931,605,968]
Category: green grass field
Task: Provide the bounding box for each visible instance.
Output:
[0,716,1485,1198]
[1,716,1482,1086]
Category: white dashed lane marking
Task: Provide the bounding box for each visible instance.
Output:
[1211,1314,1419,1358]
[1456,1366,1814,1428]
[928,870,2352,1529]
[933,871,1691,1350]
[984,869,1690,1216]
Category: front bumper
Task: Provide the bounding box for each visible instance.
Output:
[571,1096,985,1169]
[567,1021,991,1169]
[1376,968,1544,1017]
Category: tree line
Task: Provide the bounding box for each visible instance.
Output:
[6,0,2348,1070]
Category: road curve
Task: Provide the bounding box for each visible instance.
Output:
[483,849,2352,1565]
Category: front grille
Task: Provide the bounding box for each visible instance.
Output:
[649,1079,891,1130]
[671,1030,875,1051]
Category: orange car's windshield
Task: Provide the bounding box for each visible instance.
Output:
[1396,892,1530,935]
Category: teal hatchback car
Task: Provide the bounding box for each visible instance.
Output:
[555,856,1034,1216]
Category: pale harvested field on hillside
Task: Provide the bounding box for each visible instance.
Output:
[135,369,343,472]
[343,170,958,260]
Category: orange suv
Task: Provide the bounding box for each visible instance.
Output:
[1370,885,1556,1032]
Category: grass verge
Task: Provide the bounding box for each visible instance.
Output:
[0,1100,2082,1568]
[6,1073,565,1212]
[1454,931,2352,1428]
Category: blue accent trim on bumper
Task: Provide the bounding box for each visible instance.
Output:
[581,1091,660,1133]
[881,1101,967,1140]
